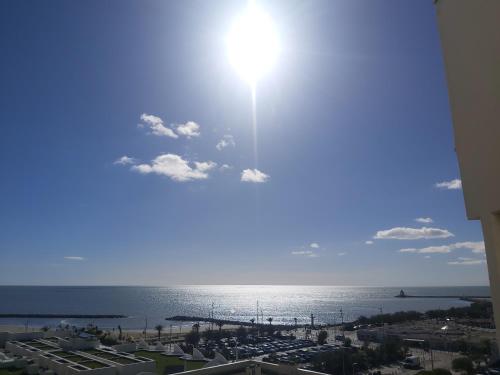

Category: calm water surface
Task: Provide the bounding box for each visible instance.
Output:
[0,285,490,329]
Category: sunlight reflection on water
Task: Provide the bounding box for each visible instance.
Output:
[0,285,489,329]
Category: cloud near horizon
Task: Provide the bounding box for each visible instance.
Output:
[310,243,319,248]
[374,226,454,240]
[132,153,216,182]
[448,258,486,266]
[291,250,318,258]
[399,241,485,254]
[64,256,85,261]
[241,169,270,183]
[435,179,462,190]
[365,240,374,245]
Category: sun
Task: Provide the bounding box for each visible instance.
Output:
[226,2,280,86]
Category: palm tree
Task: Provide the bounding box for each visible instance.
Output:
[250,318,255,327]
[192,323,200,333]
[267,317,273,326]
[155,324,163,341]
[216,321,224,332]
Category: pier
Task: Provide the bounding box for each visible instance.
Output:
[395,290,490,301]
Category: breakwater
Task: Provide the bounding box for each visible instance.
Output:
[395,295,490,300]
[0,314,126,319]
[166,315,302,329]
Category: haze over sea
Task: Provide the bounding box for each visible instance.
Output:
[0,285,490,330]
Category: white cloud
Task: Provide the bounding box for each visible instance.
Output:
[114,156,137,165]
[132,153,216,182]
[435,179,462,190]
[291,250,318,258]
[453,241,485,254]
[448,258,486,266]
[140,113,178,138]
[338,252,347,256]
[175,121,200,138]
[415,217,433,224]
[64,256,85,261]
[310,243,319,249]
[374,227,454,240]
[216,135,236,150]
[399,248,418,253]
[424,256,431,259]
[194,161,216,173]
[399,241,485,255]
[419,246,454,254]
[219,164,233,172]
[241,169,270,183]
[365,240,374,245]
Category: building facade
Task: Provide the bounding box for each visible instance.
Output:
[435,0,500,348]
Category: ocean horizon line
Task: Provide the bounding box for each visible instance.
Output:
[0,284,490,288]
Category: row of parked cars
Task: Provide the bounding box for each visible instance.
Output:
[200,337,316,360]
[237,338,316,358]
[263,343,344,365]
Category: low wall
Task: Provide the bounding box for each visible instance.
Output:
[112,343,137,353]
[181,360,326,375]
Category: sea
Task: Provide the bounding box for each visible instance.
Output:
[0,285,490,331]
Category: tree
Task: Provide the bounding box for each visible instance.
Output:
[343,337,352,347]
[100,334,118,346]
[155,324,163,341]
[41,326,50,332]
[452,357,474,375]
[216,321,224,332]
[192,323,200,333]
[470,339,491,366]
[267,317,273,325]
[202,328,214,342]
[250,318,255,327]
[416,370,452,375]
[318,330,328,345]
[294,317,298,328]
[118,325,122,340]
[236,326,247,342]
[185,330,201,347]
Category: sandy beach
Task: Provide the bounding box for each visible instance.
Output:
[0,322,242,340]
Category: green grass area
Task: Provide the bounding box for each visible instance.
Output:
[92,352,117,360]
[82,349,100,355]
[62,355,90,363]
[110,357,137,365]
[53,351,74,358]
[134,351,206,374]
[185,361,207,371]
[0,368,24,375]
[80,360,109,369]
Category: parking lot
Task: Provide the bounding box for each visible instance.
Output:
[199,336,318,360]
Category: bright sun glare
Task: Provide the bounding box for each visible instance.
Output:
[226,2,280,85]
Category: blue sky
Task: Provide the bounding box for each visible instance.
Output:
[0,0,488,286]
